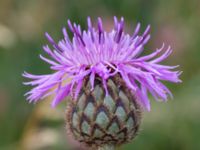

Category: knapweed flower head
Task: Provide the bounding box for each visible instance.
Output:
[23,17,181,111]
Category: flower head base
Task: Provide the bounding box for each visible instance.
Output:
[23,17,181,111]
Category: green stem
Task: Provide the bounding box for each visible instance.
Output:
[97,145,115,150]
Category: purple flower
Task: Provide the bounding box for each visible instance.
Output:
[23,17,181,111]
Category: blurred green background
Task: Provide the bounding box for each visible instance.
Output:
[0,0,200,150]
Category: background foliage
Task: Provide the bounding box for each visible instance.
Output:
[0,0,199,149]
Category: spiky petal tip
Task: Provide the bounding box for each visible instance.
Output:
[23,17,181,111]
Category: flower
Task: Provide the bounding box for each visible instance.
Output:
[23,17,181,111]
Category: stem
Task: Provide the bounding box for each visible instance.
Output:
[97,145,115,150]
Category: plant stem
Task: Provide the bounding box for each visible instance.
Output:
[97,145,115,150]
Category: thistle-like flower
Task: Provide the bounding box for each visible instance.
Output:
[23,17,181,150]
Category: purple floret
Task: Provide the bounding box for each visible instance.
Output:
[23,17,181,111]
